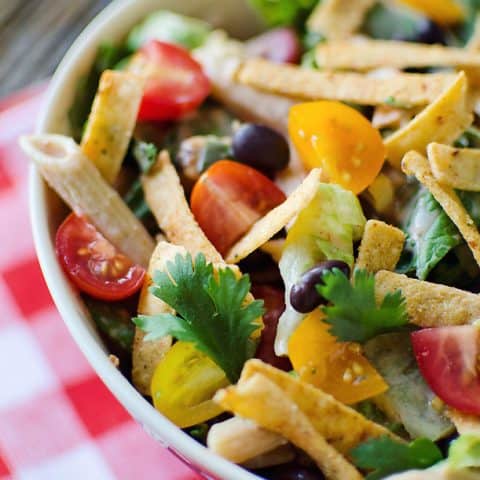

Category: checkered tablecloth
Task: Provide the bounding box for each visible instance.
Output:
[0,86,202,480]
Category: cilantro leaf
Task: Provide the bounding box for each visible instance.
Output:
[351,436,443,480]
[317,268,408,343]
[134,253,263,383]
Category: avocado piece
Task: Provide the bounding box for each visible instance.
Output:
[127,10,211,51]
[364,332,454,441]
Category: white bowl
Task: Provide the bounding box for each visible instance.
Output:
[29,1,266,479]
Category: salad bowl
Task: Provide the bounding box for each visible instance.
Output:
[29,1,264,479]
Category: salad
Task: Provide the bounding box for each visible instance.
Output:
[20,0,480,478]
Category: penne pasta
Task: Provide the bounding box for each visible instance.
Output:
[20,134,155,267]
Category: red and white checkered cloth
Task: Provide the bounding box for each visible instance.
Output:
[0,86,202,480]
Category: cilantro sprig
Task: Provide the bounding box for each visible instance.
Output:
[351,436,443,480]
[317,268,408,343]
[134,253,264,383]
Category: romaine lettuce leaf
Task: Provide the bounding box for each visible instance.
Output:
[448,434,480,470]
[127,11,211,51]
[274,183,366,355]
[248,0,317,27]
[399,189,462,280]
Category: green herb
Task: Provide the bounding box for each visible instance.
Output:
[398,189,462,280]
[187,423,210,443]
[448,434,480,469]
[317,268,408,343]
[247,0,317,27]
[68,42,129,141]
[84,297,135,353]
[351,436,443,480]
[134,253,264,383]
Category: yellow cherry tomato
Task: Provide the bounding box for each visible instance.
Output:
[289,101,385,194]
[288,310,388,404]
[150,341,229,428]
[397,0,465,25]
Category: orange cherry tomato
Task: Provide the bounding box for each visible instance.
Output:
[289,101,385,194]
[191,160,286,255]
[397,0,465,25]
[288,310,388,404]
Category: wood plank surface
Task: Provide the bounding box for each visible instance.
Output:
[0,0,111,97]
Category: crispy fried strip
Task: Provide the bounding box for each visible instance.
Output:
[142,150,222,264]
[132,241,182,395]
[240,360,400,453]
[447,409,480,435]
[402,150,480,267]
[235,58,456,107]
[215,373,364,480]
[356,220,405,272]
[225,169,322,263]
[428,142,480,191]
[81,70,143,184]
[385,72,472,168]
[375,270,480,327]
[20,134,155,267]
[315,40,480,70]
[207,417,288,464]
[307,0,375,39]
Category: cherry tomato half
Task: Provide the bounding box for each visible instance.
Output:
[191,160,286,255]
[411,325,480,415]
[251,285,291,371]
[55,213,145,301]
[151,341,229,428]
[129,40,210,121]
[289,101,385,194]
[288,310,388,404]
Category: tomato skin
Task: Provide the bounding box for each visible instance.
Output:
[191,160,286,255]
[251,285,291,371]
[411,325,480,415]
[131,40,210,121]
[289,101,385,194]
[288,310,388,404]
[151,342,228,428]
[55,214,145,301]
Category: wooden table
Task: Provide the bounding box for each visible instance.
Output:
[0,0,111,98]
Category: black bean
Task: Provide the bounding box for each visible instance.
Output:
[290,260,350,314]
[232,124,290,174]
[258,465,324,480]
[395,19,446,45]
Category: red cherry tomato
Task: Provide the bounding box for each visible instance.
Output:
[245,28,301,64]
[411,325,480,415]
[190,160,286,255]
[55,214,145,301]
[251,285,291,371]
[130,40,210,121]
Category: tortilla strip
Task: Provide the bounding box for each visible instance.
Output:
[447,409,480,435]
[132,241,182,395]
[375,270,480,327]
[215,373,364,480]
[315,40,480,70]
[385,72,472,168]
[225,169,322,263]
[428,142,480,191]
[235,58,456,107]
[402,150,480,267]
[307,0,375,39]
[240,360,400,452]
[356,220,405,272]
[207,417,288,464]
[81,70,143,184]
[142,150,222,264]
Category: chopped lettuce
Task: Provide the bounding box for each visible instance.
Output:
[274,184,366,355]
[399,189,462,280]
[247,0,317,27]
[448,434,480,470]
[126,11,211,51]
